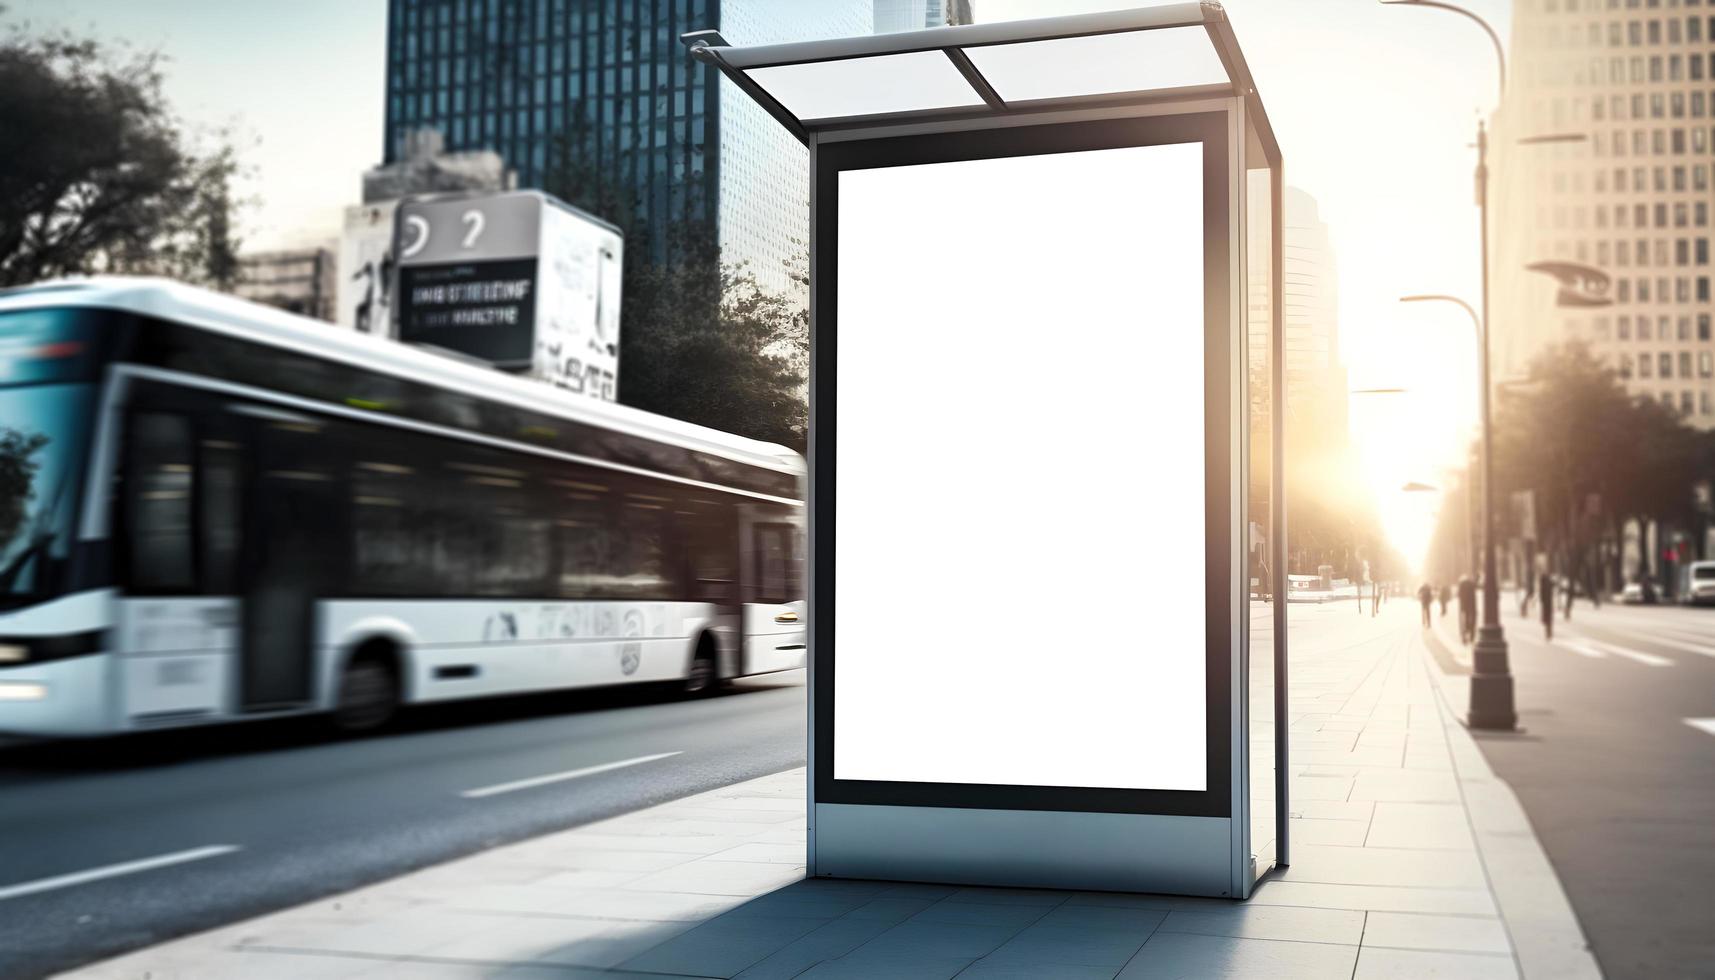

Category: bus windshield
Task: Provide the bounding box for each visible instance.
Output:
[0,308,107,607]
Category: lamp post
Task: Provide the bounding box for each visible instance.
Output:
[1382,0,1518,729]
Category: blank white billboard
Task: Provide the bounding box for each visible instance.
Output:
[833,141,1208,792]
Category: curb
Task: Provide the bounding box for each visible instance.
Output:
[1416,631,1603,980]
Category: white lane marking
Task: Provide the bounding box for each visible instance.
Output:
[1609,632,1715,660]
[1557,640,1607,659]
[461,751,682,799]
[1585,639,1674,667]
[0,845,240,902]
[1685,718,1715,737]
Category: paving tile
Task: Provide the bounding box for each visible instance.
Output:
[1063,892,1238,912]
[526,847,693,873]
[732,916,903,979]
[845,919,1024,959]
[706,842,809,865]
[958,961,1120,979]
[1281,844,1486,889]
[425,914,692,969]
[1248,880,1497,916]
[795,951,974,979]
[1116,931,1358,977]
[1353,945,1519,978]
[911,901,1051,928]
[1365,803,1476,851]
[451,883,742,922]
[980,922,1155,967]
[1362,911,1511,955]
[1292,774,1356,801]
[1157,904,1365,945]
[1290,799,1375,822]
[1033,906,1168,931]
[1290,816,1371,846]
[1350,769,1461,804]
[844,896,941,922]
[944,886,1072,906]
[623,860,804,897]
[618,912,827,977]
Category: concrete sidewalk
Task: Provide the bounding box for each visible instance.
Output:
[64,607,1598,979]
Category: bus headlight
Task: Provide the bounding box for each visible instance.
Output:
[0,682,47,701]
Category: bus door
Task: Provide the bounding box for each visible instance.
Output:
[118,408,240,724]
[237,412,345,712]
[742,520,806,674]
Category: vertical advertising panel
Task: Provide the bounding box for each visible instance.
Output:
[535,203,625,400]
[394,191,624,397]
[817,115,1230,817]
[338,202,398,336]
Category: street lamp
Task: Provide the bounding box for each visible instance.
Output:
[1382,0,1521,730]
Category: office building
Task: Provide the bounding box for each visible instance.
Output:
[235,247,337,323]
[1247,185,1343,413]
[1492,0,1715,424]
[874,0,974,33]
[383,0,869,294]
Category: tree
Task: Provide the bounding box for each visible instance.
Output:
[1445,342,1709,596]
[544,138,808,452]
[0,15,245,287]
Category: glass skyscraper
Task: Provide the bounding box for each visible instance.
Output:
[384,0,868,292]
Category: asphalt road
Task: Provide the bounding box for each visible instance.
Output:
[0,672,806,979]
[1462,598,1715,979]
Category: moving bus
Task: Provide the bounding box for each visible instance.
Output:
[0,279,805,736]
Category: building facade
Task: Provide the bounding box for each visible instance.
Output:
[1493,0,1715,425]
[874,0,974,33]
[383,0,868,294]
[235,247,338,323]
[1247,185,1344,414]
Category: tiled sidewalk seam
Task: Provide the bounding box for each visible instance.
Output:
[1414,627,1602,980]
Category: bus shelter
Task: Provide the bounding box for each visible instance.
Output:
[687,2,1286,898]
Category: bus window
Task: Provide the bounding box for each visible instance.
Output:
[200,438,243,590]
[126,413,195,592]
[753,523,800,605]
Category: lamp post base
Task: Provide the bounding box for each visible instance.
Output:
[1468,625,1517,731]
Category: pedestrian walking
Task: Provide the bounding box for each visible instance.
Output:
[1457,574,1477,645]
[1539,570,1556,641]
[1417,582,1434,627]
[1372,580,1382,617]
[1438,583,1450,618]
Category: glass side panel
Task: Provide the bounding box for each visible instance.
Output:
[963,27,1229,104]
[746,50,984,121]
[1244,165,1279,881]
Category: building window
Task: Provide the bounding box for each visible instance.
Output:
[1641,352,1654,376]
[1662,352,1674,377]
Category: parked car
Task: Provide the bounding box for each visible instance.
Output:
[1684,561,1715,606]
[1620,582,1650,605]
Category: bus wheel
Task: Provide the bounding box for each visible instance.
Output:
[334,653,399,732]
[683,637,718,697]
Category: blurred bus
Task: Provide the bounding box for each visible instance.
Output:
[0,279,805,736]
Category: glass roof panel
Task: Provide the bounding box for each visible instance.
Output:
[963,27,1229,104]
[746,50,984,122]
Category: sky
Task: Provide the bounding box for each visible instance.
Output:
[9,0,1508,569]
